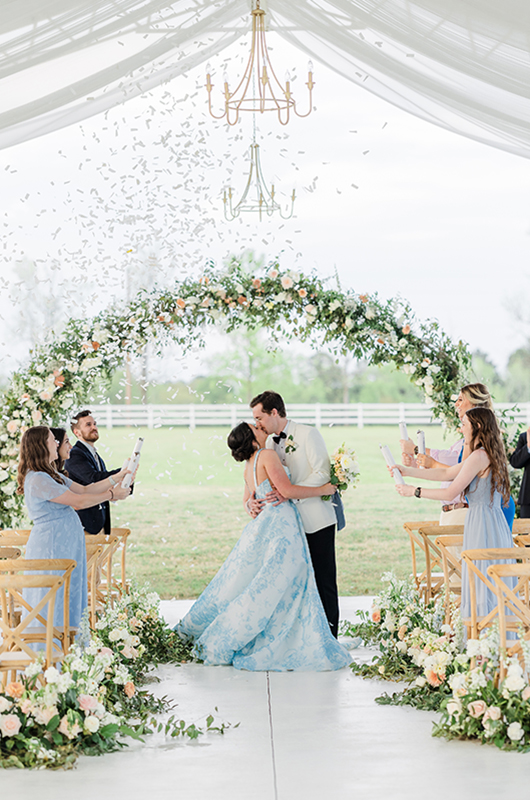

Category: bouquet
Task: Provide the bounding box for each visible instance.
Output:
[322,443,360,500]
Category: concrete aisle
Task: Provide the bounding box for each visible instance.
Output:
[3,598,530,800]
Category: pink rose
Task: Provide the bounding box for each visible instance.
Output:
[19,699,33,715]
[484,706,502,721]
[0,713,21,737]
[124,681,135,698]
[78,695,99,713]
[522,686,530,702]
[281,276,294,290]
[33,706,58,726]
[467,700,487,718]
[99,647,113,657]
[58,715,81,740]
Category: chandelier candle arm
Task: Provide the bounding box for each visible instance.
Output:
[206,0,314,126]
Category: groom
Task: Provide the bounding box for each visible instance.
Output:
[250,390,340,637]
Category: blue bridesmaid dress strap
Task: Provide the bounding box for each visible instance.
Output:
[253,448,263,489]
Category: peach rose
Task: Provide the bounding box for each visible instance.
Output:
[298,288,307,298]
[269,269,279,280]
[371,607,381,623]
[281,276,294,290]
[426,670,443,687]
[467,700,487,718]
[522,686,530,702]
[91,341,100,350]
[397,625,407,641]
[252,278,261,289]
[58,715,81,740]
[0,713,21,737]
[359,294,368,303]
[19,699,33,715]
[54,374,65,387]
[402,325,411,334]
[176,298,186,309]
[237,295,247,305]
[124,681,136,698]
[31,410,42,422]
[6,682,24,699]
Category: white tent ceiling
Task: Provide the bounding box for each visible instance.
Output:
[1,0,530,156]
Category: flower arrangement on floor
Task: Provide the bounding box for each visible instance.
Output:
[0,255,471,529]
[0,586,225,770]
[345,573,530,751]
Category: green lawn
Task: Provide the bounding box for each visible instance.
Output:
[95,424,452,598]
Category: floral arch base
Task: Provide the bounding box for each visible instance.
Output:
[0,258,471,527]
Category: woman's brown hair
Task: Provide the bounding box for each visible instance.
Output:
[16,426,66,495]
[465,407,510,505]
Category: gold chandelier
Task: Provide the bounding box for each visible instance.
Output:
[206,0,314,126]
[223,140,295,221]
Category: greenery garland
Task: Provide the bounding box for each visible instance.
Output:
[0,256,471,527]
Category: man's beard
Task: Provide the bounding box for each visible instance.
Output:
[84,431,99,442]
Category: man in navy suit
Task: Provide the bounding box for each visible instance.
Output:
[66,410,122,535]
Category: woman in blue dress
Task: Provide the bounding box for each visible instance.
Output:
[177,422,351,671]
[400,382,515,529]
[392,407,514,623]
[16,426,130,628]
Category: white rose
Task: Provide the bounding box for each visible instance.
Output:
[84,715,100,734]
[504,673,526,693]
[446,699,462,716]
[0,697,11,713]
[280,276,294,290]
[396,641,407,653]
[329,299,341,312]
[507,721,524,742]
[415,676,427,688]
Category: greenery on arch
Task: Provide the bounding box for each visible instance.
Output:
[0,256,471,527]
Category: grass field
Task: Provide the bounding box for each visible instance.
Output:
[94,424,452,598]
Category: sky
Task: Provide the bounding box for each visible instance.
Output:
[0,33,529,384]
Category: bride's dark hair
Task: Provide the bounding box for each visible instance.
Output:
[227,422,257,462]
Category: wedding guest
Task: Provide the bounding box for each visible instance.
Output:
[66,410,122,535]
[509,426,530,518]
[17,426,130,628]
[400,382,515,529]
[50,426,72,475]
[393,407,515,630]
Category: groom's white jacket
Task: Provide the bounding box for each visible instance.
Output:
[266,420,336,534]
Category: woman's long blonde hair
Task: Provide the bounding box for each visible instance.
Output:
[16,426,66,495]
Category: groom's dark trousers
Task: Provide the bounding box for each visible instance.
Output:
[306,524,339,638]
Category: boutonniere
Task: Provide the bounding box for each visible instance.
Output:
[285,435,298,454]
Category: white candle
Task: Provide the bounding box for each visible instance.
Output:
[417,430,426,455]
[399,422,409,441]
[380,444,405,485]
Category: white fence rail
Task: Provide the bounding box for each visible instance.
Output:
[87,403,530,430]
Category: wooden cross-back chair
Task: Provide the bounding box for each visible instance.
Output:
[416,524,466,604]
[85,530,129,606]
[109,527,131,596]
[0,530,30,548]
[85,543,104,629]
[0,559,75,686]
[488,562,530,680]
[402,520,440,600]
[0,547,21,560]
[434,533,464,622]
[461,547,530,640]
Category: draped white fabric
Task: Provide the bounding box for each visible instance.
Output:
[1,0,530,156]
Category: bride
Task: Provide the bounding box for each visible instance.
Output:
[176,422,351,671]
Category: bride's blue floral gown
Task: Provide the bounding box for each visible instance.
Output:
[176,452,351,671]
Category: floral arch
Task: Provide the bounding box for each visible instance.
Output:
[0,258,470,527]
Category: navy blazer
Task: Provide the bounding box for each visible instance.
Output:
[66,441,121,535]
[509,432,530,507]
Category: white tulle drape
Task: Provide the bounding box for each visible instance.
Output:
[1,0,530,156]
